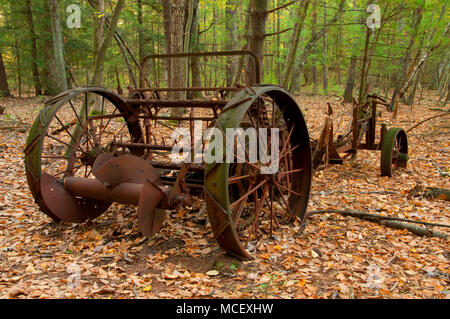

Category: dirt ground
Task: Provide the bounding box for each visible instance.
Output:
[0,92,448,299]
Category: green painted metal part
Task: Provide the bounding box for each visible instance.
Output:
[24,87,143,221]
[204,86,312,260]
[380,127,408,177]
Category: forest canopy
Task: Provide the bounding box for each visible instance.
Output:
[0,0,448,108]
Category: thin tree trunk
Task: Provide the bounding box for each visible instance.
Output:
[289,0,346,92]
[225,0,237,87]
[357,27,371,105]
[47,0,68,94]
[391,5,423,107]
[24,0,42,96]
[162,0,188,116]
[69,0,126,153]
[190,4,201,98]
[322,4,328,95]
[245,0,269,84]
[343,0,362,103]
[0,51,10,97]
[282,0,311,88]
[343,56,357,103]
[137,0,144,88]
[311,0,318,94]
[275,0,281,83]
[394,22,450,117]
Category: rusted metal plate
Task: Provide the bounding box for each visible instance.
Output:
[92,153,116,176]
[94,154,160,187]
[137,181,167,237]
[40,173,111,223]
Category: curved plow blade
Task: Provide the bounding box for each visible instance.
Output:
[40,173,111,223]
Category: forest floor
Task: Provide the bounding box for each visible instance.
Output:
[0,91,448,299]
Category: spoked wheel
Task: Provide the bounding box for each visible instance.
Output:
[204,86,312,260]
[380,127,408,177]
[24,87,143,222]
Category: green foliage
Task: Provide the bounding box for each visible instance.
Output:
[0,0,447,96]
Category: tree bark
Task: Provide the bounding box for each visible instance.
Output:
[225,0,238,87]
[162,0,188,115]
[289,0,346,92]
[93,0,105,88]
[0,51,10,97]
[322,4,329,95]
[137,0,144,88]
[343,56,357,103]
[24,0,42,96]
[47,0,68,95]
[311,0,318,94]
[245,0,269,84]
[90,0,125,87]
[282,0,311,88]
[390,5,424,109]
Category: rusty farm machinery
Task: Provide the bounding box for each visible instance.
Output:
[312,95,409,176]
[24,51,408,260]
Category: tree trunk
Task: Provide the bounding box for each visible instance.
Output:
[13,31,22,98]
[289,0,346,92]
[343,56,357,103]
[357,27,371,105]
[69,0,126,154]
[190,3,201,98]
[282,0,311,88]
[322,4,329,95]
[0,51,10,97]
[394,22,450,117]
[137,0,144,88]
[311,0,318,94]
[225,0,237,87]
[162,0,188,116]
[47,0,68,95]
[90,0,125,87]
[24,0,42,96]
[184,0,199,90]
[245,0,269,84]
[390,5,423,108]
[93,0,105,88]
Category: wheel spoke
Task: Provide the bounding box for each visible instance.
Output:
[45,134,89,156]
[228,174,252,183]
[273,182,295,220]
[277,168,304,177]
[273,181,303,197]
[230,180,267,209]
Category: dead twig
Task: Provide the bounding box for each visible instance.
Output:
[407,111,450,133]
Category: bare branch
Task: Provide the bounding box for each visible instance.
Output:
[266,0,299,14]
[264,28,293,37]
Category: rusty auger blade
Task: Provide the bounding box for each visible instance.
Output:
[92,154,169,236]
[137,180,167,237]
[40,173,111,223]
[93,154,160,187]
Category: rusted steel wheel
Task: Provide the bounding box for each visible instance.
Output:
[24,87,143,222]
[380,127,408,177]
[204,86,312,260]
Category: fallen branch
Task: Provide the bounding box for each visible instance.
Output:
[307,209,449,239]
[423,187,450,201]
[407,111,450,133]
